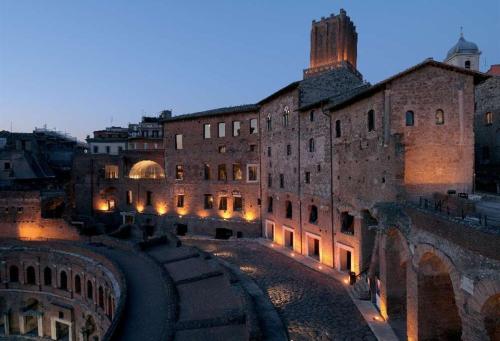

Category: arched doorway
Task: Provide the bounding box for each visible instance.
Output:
[417,252,462,340]
[482,294,500,341]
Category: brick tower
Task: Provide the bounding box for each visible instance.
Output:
[304,9,358,78]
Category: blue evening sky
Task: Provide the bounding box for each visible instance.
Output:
[1,0,498,140]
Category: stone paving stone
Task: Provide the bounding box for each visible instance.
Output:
[164,256,221,283]
[147,245,198,263]
[174,324,248,341]
[177,275,243,322]
[185,239,377,341]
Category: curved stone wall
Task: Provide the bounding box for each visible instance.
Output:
[0,241,126,341]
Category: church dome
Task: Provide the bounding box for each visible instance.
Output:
[446,34,479,59]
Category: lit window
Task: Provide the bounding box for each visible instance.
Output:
[218,122,226,137]
[105,165,119,179]
[485,112,493,125]
[406,111,415,126]
[233,164,243,180]
[218,164,227,181]
[204,194,213,209]
[435,109,445,125]
[203,124,211,139]
[250,118,258,134]
[219,196,228,211]
[233,121,241,136]
[218,145,226,153]
[233,196,243,211]
[107,199,116,211]
[129,161,165,179]
[335,120,341,137]
[17,207,23,214]
[175,165,184,180]
[126,190,133,205]
[247,164,258,182]
[177,194,184,208]
[305,171,311,184]
[175,134,183,149]
[368,110,375,132]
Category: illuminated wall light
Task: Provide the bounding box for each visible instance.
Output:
[318,265,323,270]
[136,204,144,213]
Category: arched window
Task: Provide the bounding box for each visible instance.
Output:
[75,275,81,294]
[309,205,318,224]
[406,111,415,126]
[485,112,493,125]
[98,286,104,309]
[283,107,289,127]
[44,267,52,286]
[465,60,471,69]
[26,266,36,285]
[285,200,292,219]
[128,160,165,179]
[367,110,375,131]
[335,120,341,138]
[309,110,315,122]
[87,280,94,300]
[60,271,68,290]
[435,109,445,125]
[266,114,272,131]
[309,138,315,152]
[9,265,19,282]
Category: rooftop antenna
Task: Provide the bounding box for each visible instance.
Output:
[460,26,463,38]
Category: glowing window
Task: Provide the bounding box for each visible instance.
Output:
[129,160,165,179]
[435,109,445,125]
[485,112,493,125]
[105,165,119,179]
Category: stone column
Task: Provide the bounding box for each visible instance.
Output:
[406,263,418,341]
[37,315,43,337]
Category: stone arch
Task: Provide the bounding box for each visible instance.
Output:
[87,280,94,301]
[482,294,500,341]
[74,274,82,294]
[43,266,52,286]
[98,285,104,309]
[59,270,68,290]
[128,160,165,179]
[468,278,500,340]
[414,246,463,340]
[9,265,19,282]
[26,265,36,285]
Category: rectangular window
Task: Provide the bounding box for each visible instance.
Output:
[233,164,243,180]
[233,121,241,136]
[177,194,184,208]
[335,120,341,138]
[285,200,292,219]
[152,130,159,137]
[249,144,257,152]
[280,174,284,188]
[144,142,148,150]
[250,118,258,134]
[126,190,133,205]
[175,134,183,150]
[204,163,210,180]
[204,194,214,209]
[175,165,184,180]
[219,196,227,211]
[268,173,272,188]
[146,191,153,206]
[218,145,226,154]
[218,164,227,181]
[310,110,315,122]
[341,212,355,235]
[267,196,273,213]
[286,144,291,156]
[106,146,111,154]
[203,124,211,139]
[305,171,311,184]
[4,162,11,170]
[267,146,271,157]
[118,146,123,153]
[218,122,226,137]
[93,146,98,153]
[266,116,272,131]
[247,164,258,182]
[233,196,243,211]
[105,165,119,179]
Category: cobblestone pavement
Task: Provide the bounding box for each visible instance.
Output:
[184,238,376,341]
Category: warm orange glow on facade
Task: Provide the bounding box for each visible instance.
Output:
[17,222,46,239]
[156,204,167,215]
[136,204,144,213]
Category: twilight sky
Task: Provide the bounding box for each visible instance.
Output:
[1,0,499,140]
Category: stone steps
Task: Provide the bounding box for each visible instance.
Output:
[144,242,257,341]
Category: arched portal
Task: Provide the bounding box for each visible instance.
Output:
[482,294,500,341]
[417,252,462,340]
[128,160,165,179]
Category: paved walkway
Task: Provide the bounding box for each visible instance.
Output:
[184,238,376,341]
[89,245,172,341]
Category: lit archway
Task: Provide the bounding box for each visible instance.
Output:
[129,160,165,179]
